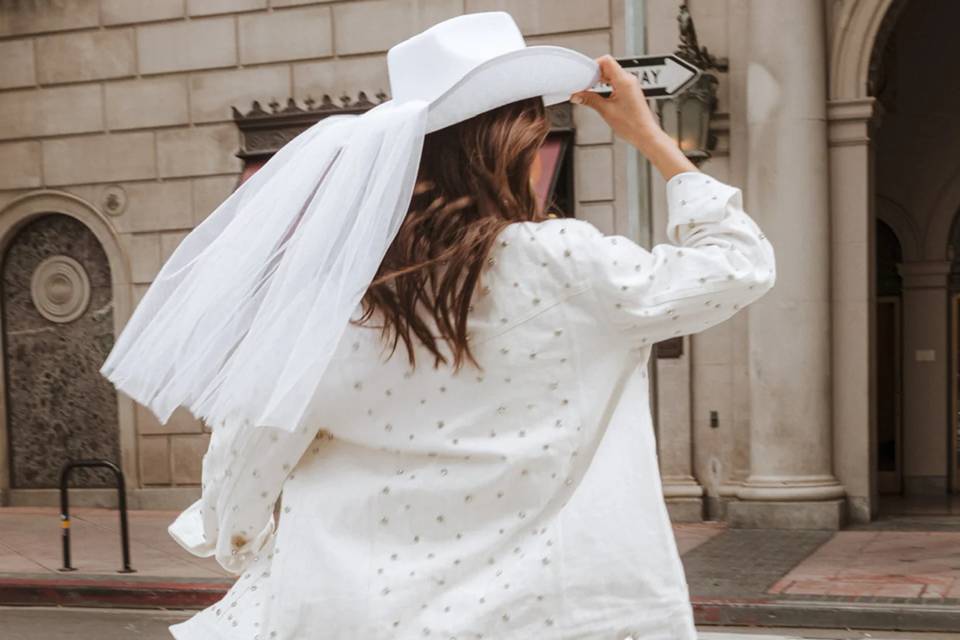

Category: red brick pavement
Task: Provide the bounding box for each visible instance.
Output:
[768,530,960,600]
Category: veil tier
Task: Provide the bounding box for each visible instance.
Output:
[100,99,430,433]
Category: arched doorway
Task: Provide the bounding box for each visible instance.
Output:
[872,0,960,509]
[3,214,119,488]
[948,211,960,497]
[825,0,960,521]
[0,191,134,506]
[875,219,902,495]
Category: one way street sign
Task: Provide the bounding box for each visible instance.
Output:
[590,55,701,99]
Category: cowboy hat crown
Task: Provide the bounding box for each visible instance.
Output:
[388,12,600,132]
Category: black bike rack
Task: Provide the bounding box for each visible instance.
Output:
[58,459,135,573]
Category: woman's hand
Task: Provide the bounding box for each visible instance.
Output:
[570,55,697,181]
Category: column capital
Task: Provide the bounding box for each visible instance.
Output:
[826,97,877,122]
[897,260,952,289]
[827,97,877,147]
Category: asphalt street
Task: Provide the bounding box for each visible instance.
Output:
[0,607,958,640]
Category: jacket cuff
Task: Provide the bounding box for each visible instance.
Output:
[168,499,215,558]
[664,171,741,243]
[216,516,276,575]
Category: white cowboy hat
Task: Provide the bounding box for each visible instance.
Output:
[389,11,599,132]
[99,12,600,434]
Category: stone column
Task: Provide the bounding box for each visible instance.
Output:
[728,0,846,529]
[827,97,878,525]
[898,261,951,496]
[656,341,704,522]
[648,169,705,521]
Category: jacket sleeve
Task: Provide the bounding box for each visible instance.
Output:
[565,170,775,345]
[167,417,319,575]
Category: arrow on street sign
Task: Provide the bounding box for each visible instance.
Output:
[589,54,701,99]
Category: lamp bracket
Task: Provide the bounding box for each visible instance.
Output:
[674,1,729,73]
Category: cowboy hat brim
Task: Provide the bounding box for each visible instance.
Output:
[423,45,600,133]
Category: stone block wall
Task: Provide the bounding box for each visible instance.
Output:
[0,0,617,501]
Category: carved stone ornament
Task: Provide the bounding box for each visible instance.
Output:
[101,184,127,217]
[674,1,729,73]
[232,92,388,159]
[30,254,91,324]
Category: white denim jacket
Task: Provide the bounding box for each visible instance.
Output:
[168,170,775,640]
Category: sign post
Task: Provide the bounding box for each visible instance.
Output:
[590,55,701,99]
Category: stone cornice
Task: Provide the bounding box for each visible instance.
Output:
[232,93,575,159]
[232,92,387,159]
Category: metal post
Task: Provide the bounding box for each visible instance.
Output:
[58,464,75,572]
[114,462,133,573]
[58,459,136,574]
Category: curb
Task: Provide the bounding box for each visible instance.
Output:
[694,597,960,633]
[4,577,960,632]
[0,574,231,609]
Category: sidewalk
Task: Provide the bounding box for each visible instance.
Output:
[0,507,231,608]
[1,507,959,632]
[680,514,960,633]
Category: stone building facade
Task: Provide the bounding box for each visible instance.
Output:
[0,0,617,510]
[0,0,953,529]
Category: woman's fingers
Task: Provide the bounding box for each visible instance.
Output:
[597,54,632,94]
[570,55,665,154]
[569,89,607,111]
[570,55,642,108]
[569,56,616,110]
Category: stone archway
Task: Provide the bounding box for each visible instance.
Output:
[828,0,907,101]
[0,191,134,503]
[922,165,960,262]
[825,0,909,523]
[876,195,921,263]
[839,0,960,506]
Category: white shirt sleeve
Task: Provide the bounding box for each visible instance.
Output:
[564,170,775,345]
[168,417,319,575]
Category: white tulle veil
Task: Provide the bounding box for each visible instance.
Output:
[100,99,430,433]
[99,11,600,436]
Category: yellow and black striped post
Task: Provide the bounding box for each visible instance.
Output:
[58,459,135,573]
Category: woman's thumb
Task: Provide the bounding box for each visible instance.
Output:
[569,90,607,113]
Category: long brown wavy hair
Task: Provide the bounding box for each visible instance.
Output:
[350,96,553,372]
